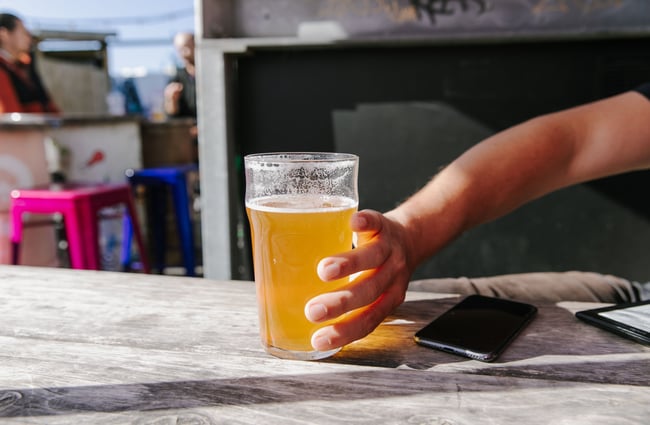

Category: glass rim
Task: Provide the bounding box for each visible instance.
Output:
[244,152,358,163]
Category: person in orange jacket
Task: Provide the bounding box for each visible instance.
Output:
[0,12,59,114]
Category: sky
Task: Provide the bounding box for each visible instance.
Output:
[0,0,195,76]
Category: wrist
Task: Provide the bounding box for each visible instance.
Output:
[385,182,471,271]
[384,207,425,273]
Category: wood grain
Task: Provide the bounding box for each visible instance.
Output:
[0,265,648,424]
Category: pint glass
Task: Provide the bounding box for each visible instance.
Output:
[244,152,359,360]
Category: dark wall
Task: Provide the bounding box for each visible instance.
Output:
[232,37,650,281]
[236,37,650,153]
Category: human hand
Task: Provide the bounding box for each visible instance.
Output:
[164,82,183,103]
[304,209,415,351]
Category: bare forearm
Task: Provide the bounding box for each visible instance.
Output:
[389,91,650,269]
[386,116,570,268]
[307,90,650,352]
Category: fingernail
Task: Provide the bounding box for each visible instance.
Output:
[319,261,340,280]
[306,303,328,322]
[311,331,332,351]
[352,214,368,229]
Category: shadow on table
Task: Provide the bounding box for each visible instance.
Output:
[1,299,647,418]
[331,298,650,385]
[0,368,586,418]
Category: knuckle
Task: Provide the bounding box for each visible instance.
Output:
[337,292,351,314]
[393,289,406,309]
[337,256,356,276]
[367,240,391,269]
[361,303,386,336]
[367,277,385,302]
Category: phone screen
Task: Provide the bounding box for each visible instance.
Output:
[575,300,650,345]
[414,295,537,361]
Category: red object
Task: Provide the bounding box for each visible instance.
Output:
[10,183,150,272]
[85,150,105,167]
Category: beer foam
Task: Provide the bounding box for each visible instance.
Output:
[247,194,357,212]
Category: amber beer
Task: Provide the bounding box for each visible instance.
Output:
[244,153,359,360]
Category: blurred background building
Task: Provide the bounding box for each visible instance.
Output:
[0,0,195,117]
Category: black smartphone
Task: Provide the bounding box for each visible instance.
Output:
[575,300,650,346]
[414,295,537,362]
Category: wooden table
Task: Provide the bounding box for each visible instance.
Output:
[1,265,648,424]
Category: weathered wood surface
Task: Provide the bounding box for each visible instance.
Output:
[0,265,648,424]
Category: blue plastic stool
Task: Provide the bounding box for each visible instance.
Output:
[121,164,198,276]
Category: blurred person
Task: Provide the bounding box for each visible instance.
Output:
[304,83,650,352]
[164,32,196,119]
[0,12,59,114]
[163,31,197,164]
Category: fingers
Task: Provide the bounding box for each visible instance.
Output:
[308,266,386,322]
[307,208,411,350]
[310,281,406,351]
[317,242,389,283]
[168,82,183,91]
[309,207,408,320]
[317,210,388,282]
[350,209,384,233]
[164,82,183,98]
[306,244,407,323]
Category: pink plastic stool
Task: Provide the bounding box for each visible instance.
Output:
[10,183,151,272]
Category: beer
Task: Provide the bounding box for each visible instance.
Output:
[244,151,359,360]
[246,194,357,354]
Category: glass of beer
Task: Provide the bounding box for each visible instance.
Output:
[244,152,359,360]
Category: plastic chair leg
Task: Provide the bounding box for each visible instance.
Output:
[120,213,133,270]
[83,203,102,270]
[146,184,167,273]
[10,205,24,265]
[123,196,151,274]
[11,242,20,265]
[63,204,93,269]
[171,176,196,276]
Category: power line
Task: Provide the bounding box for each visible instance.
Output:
[109,38,175,47]
[26,7,193,27]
